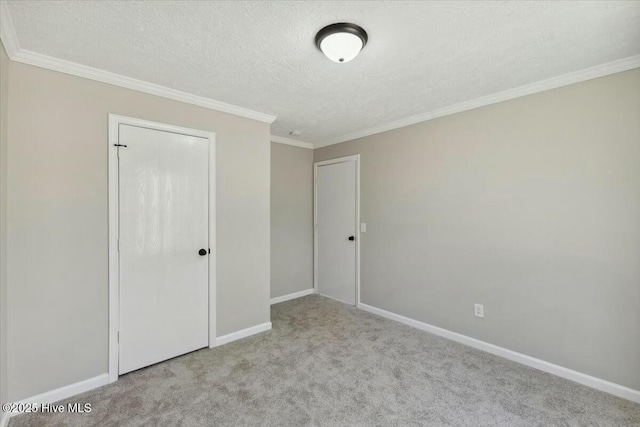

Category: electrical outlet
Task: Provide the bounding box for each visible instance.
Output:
[474,304,484,318]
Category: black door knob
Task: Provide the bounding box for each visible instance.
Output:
[348,236,355,241]
[199,249,207,256]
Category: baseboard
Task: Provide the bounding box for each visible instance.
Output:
[358,303,640,404]
[270,289,315,305]
[1,322,272,425]
[215,322,272,346]
[1,373,108,425]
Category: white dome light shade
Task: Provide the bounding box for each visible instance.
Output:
[320,32,363,63]
[315,23,368,63]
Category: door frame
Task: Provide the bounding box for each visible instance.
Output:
[313,154,361,307]
[107,114,216,383]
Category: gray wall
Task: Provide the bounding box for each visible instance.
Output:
[0,44,8,408]
[315,69,640,390]
[270,142,314,299]
[6,60,271,401]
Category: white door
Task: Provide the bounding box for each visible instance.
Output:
[316,159,357,305]
[118,124,209,375]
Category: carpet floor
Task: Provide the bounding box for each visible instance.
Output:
[11,295,640,426]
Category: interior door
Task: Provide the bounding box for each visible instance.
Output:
[118,124,209,375]
[316,159,357,305]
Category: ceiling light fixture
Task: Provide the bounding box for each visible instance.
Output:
[315,23,368,63]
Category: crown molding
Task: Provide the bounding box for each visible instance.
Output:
[9,49,277,123]
[271,135,314,149]
[0,1,276,124]
[2,0,638,143]
[315,54,640,148]
[0,0,19,57]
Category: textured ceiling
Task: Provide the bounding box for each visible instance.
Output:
[5,1,640,144]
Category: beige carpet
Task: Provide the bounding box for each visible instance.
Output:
[11,295,640,426]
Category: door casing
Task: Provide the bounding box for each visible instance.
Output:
[313,154,361,307]
[107,114,216,383]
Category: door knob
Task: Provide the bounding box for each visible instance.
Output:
[348,236,355,241]
[199,249,207,256]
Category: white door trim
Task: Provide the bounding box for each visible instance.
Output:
[107,114,216,383]
[313,155,361,306]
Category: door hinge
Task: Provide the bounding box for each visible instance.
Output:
[117,238,120,251]
[114,144,127,158]
[117,331,119,343]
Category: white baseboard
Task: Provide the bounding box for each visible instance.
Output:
[1,322,272,426]
[358,303,640,404]
[215,322,272,346]
[1,373,108,425]
[270,289,315,305]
